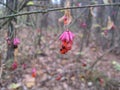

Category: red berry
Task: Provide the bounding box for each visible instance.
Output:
[81,61,87,67]
[32,68,36,78]
[12,61,18,70]
[32,72,36,77]
[99,78,104,85]
[82,63,87,67]
[64,17,67,21]
[56,74,62,81]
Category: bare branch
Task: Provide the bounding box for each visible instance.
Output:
[90,45,118,69]
[0,3,120,20]
[0,1,16,13]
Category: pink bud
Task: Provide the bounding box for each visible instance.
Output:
[104,30,109,35]
[6,37,11,45]
[13,38,20,45]
[12,61,18,70]
[59,30,75,42]
[80,22,87,28]
[64,16,67,21]
[77,3,81,6]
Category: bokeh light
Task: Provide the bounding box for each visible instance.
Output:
[51,0,61,5]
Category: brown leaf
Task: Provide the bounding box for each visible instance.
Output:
[23,75,35,88]
[58,0,72,25]
[107,16,114,30]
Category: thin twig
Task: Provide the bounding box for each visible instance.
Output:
[0,3,120,19]
[0,1,16,13]
[90,45,118,69]
[18,0,30,11]
[68,8,87,28]
[0,0,30,29]
[0,64,4,79]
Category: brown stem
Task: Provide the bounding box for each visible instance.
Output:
[0,3,120,19]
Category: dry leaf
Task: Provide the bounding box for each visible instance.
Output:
[71,76,75,81]
[8,83,21,90]
[90,7,97,17]
[61,60,68,65]
[14,48,18,60]
[23,75,35,88]
[107,16,114,30]
[58,0,72,25]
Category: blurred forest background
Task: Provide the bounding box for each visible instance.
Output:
[0,0,120,90]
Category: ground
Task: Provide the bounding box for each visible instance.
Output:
[0,26,120,90]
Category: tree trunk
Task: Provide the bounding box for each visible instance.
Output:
[6,22,14,60]
[26,6,30,23]
[6,0,16,60]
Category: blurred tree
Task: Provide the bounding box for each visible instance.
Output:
[40,0,49,30]
[6,0,30,60]
[6,0,17,60]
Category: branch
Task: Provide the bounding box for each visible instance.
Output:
[0,0,30,29]
[90,45,118,69]
[68,8,87,28]
[0,1,16,13]
[0,64,3,79]
[0,3,120,19]
[0,18,11,29]
[26,4,54,8]
[18,0,30,11]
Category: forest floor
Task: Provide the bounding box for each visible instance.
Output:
[0,26,120,90]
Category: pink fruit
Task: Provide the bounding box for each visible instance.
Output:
[12,61,18,70]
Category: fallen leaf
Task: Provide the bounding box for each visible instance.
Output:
[71,76,75,81]
[23,75,35,88]
[8,83,21,90]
